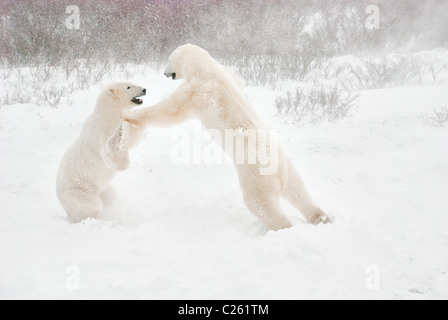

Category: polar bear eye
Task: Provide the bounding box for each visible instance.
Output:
[127,86,131,90]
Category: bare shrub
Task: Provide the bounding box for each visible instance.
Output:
[37,85,63,108]
[224,55,311,87]
[333,52,448,91]
[0,92,13,107]
[421,106,448,128]
[363,60,397,89]
[422,52,448,85]
[275,82,359,126]
[0,66,12,81]
[0,60,130,108]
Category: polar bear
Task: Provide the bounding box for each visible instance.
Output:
[56,82,146,222]
[126,44,331,230]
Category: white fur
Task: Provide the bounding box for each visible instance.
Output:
[56,82,146,222]
[127,44,331,230]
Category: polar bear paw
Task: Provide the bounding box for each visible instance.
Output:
[103,124,130,171]
[107,124,127,154]
[310,209,333,225]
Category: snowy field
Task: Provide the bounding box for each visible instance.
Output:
[0,67,447,300]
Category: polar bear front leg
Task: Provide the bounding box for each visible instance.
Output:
[124,82,193,128]
[103,124,130,171]
[283,162,332,225]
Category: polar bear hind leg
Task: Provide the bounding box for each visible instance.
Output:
[240,176,293,231]
[59,188,104,223]
[244,194,292,231]
[283,162,331,225]
[101,186,117,205]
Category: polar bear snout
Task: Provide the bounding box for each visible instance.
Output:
[131,88,146,105]
[165,72,176,80]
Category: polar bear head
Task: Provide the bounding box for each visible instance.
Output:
[164,44,213,80]
[102,82,146,107]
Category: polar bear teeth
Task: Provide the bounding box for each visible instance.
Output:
[132,98,143,105]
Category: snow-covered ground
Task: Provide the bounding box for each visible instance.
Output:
[0,67,447,300]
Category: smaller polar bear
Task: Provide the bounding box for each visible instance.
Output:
[56,83,146,222]
[126,44,331,231]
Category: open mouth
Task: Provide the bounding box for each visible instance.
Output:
[131,90,146,105]
[132,97,143,105]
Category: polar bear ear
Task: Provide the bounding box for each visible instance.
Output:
[108,88,120,101]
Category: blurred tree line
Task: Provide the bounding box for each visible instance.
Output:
[0,0,447,67]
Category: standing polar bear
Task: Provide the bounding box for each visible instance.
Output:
[126,44,331,231]
[56,83,146,222]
